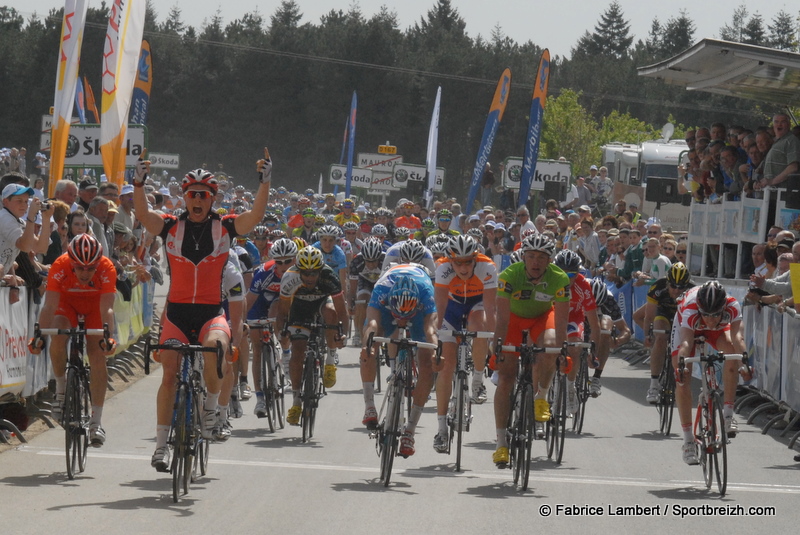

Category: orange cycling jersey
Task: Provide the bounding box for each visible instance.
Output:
[48,254,117,297]
[394,215,422,230]
[434,253,498,304]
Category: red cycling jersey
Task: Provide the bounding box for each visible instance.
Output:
[47,254,116,328]
[568,273,597,325]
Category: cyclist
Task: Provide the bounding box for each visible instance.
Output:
[312,225,348,284]
[673,280,746,465]
[639,262,693,404]
[341,221,363,256]
[359,265,438,457]
[427,208,460,238]
[247,238,297,417]
[413,218,437,242]
[588,278,632,396]
[370,223,392,251]
[291,207,317,244]
[133,156,272,471]
[348,239,385,348]
[393,226,412,243]
[34,234,117,446]
[492,235,570,466]
[278,246,347,426]
[333,198,359,226]
[432,235,496,453]
[394,200,422,231]
[553,250,602,414]
[382,238,436,275]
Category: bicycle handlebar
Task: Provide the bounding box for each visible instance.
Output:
[144,340,225,379]
[500,344,563,354]
[37,328,106,336]
[683,353,746,364]
[245,318,277,328]
[438,330,495,340]
[566,341,593,349]
[372,336,438,351]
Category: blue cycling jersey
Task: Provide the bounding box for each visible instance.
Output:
[311,242,348,273]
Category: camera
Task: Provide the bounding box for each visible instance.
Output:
[40,201,51,212]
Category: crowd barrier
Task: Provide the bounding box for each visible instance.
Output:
[0,281,156,402]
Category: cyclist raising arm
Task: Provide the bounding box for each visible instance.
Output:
[133,155,272,471]
[493,235,569,466]
[36,235,117,446]
[673,281,746,465]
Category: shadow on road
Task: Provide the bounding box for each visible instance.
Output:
[626,431,680,442]
[460,481,546,499]
[245,436,323,449]
[330,479,416,495]
[1,473,88,487]
[648,486,734,501]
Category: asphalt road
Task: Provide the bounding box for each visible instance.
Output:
[1,341,798,533]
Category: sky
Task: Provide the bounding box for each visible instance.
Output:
[6,0,795,59]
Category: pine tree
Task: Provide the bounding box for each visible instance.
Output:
[767,10,798,51]
[742,13,766,46]
[661,10,696,57]
[573,1,632,59]
[719,4,748,42]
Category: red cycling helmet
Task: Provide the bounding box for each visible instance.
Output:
[68,234,103,267]
[181,169,219,194]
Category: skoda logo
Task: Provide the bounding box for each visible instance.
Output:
[508,164,522,182]
[331,169,343,181]
[65,135,80,158]
[394,169,408,183]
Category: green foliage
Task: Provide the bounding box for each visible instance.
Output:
[767,10,798,51]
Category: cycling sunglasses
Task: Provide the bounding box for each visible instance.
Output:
[299,269,321,277]
[699,310,723,318]
[274,258,294,265]
[452,258,474,266]
[438,218,451,223]
[184,190,213,200]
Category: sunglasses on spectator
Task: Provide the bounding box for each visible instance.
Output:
[663,246,675,251]
[676,249,687,254]
[274,258,294,265]
[647,230,659,235]
[185,190,213,200]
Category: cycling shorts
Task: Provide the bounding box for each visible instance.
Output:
[160,302,231,346]
[567,321,585,340]
[378,309,426,343]
[288,296,331,327]
[503,308,556,353]
[439,304,486,344]
[669,321,730,357]
[55,295,105,330]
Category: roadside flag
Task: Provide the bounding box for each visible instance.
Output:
[84,75,100,123]
[75,76,87,124]
[345,91,357,198]
[518,49,551,209]
[100,0,146,186]
[465,68,512,215]
[424,86,442,210]
[49,0,88,196]
[128,39,153,125]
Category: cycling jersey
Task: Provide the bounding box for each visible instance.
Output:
[349,252,385,299]
[292,226,316,243]
[381,242,436,274]
[247,260,283,320]
[280,264,343,325]
[497,262,570,318]
[311,242,348,274]
[568,273,597,325]
[435,254,497,324]
[48,254,117,329]
[334,212,360,226]
[675,285,742,333]
[647,278,695,320]
[159,212,238,306]
[221,258,245,319]
[369,264,436,342]
[394,215,422,230]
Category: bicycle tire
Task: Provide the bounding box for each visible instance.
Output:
[64,367,80,479]
[172,385,189,503]
[572,356,588,434]
[454,372,469,472]
[547,371,567,463]
[301,351,316,443]
[191,389,208,481]
[274,359,286,430]
[381,380,402,487]
[658,358,675,436]
[77,374,90,473]
[518,384,535,490]
[710,391,728,495]
[262,344,276,433]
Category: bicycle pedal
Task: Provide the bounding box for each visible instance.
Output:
[495,461,509,469]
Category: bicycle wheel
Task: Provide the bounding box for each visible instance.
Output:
[381,381,402,487]
[710,391,728,495]
[262,344,276,433]
[191,389,208,481]
[77,374,90,473]
[572,357,588,434]
[454,372,469,472]
[547,371,567,463]
[513,383,534,491]
[274,358,286,430]
[172,385,189,503]
[63,367,80,479]
[658,358,675,436]
[301,354,317,443]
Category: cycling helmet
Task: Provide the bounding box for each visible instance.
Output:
[449,234,478,258]
[554,249,582,273]
[296,246,324,270]
[421,218,436,229]
[437,208,452,219]
[508,249,523,264]
[466,228,484,240]
[313,215,326,226]
[252,225,269,238]
[399,240,427,264]
[68,234,103,267]
[361,239,383,261]
[372,224,388,237]
[342,221,359,232]
[304,188,315,196]
[429,241,450,256]
[298,197,311,206]
[590,278,609,307]
[388,275,420,318]
[216,208,228,215]
[234,185,245,192]
[394,227,411,239]
[292,237,308,250]
[269,229,285,239]
[519,234,556,257]
[342,198,355,209]
[302,208,316,217]
[317,224,339,237]
[521,227,537,239]
[696,281,727,316]
[667,261,691,288]
[269,238,298,259]
[182,169,218,193]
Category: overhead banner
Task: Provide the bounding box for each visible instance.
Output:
[49,0,89,196]
[424,86,441,209]
[518,49,551,208]
[345,91,357,198]
[128,38,153,125]
[465,68,512,214]
[100,0,146,186]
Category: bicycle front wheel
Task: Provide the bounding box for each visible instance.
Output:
[513,383,534,491]
[547,371,567,464]
[658,358,675,436]
[301,355,319,443]
[172,385,189,503]
[274,358,286,430]
[381,381,402,486]
[710,391,728,495]
[262,344,276,433]
[64,367,87,479]
[572,357,588,434]
[454,372,470,472]
[77,374,90,473]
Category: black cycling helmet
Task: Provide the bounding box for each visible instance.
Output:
[554,249,582,273]
[696,280,727,316]
[590,278,609,307]
[667,261,691,288]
